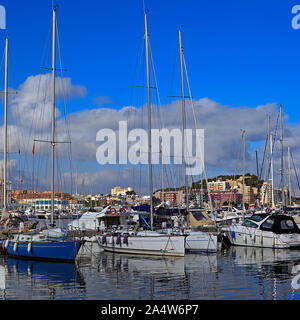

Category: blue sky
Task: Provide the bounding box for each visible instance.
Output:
[1,0,300,118]
[2,0,300,194]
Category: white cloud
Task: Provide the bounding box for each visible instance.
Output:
[3,73,300,195]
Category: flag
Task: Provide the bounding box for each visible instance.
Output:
[32,143,35,155]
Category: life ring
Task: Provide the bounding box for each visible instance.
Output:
[109,207,117,215]
[119,207,126,214]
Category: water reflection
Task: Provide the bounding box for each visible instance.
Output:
[231,246,300,267]
[89,251,219,300]
[0,257,85,300]
[231,246,300,280]
[227,247,300,300]
[99,252,185,275]
[0,243,300,299]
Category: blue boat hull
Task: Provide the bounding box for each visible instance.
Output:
[6,240,82,262]
[6,258,82,283]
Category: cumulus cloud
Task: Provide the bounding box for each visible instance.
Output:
[10,74,86,129]
[62,98,278,166]
[58,98,283,194]
[3,73,300,195]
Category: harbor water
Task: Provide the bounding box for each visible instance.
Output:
[1,218,300,300]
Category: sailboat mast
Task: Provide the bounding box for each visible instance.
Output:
[288,145,292,206]
[178,29,189,219]
[144,12,153,230]
[51,7,57,226]
[280,105,285,210]
[266,115,270,207]
[242,130,245,219]
[3,38,8,210]
[270,134,275,209]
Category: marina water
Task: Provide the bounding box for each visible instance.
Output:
[1,220,300,300]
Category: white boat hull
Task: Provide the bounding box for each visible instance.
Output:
[97,233,185,257]
[222,225,300,249]
[185,231,217,253]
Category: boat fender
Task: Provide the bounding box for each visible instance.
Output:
[109,207,117,215]
[13,242,18,252]
[116,234,121,245]
[4,239,9,249]
[123,234,128,245]
[27,242,32,253]
[231,231,235,239]
[102,235,107,244]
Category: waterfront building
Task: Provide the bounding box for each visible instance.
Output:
[207,180,230,192]
[110,186,134,196]
[14,190,71,211]
[210,190,243,207]
[12,189,40,201]
[189,189,209,206]
[259,182,284,207]
[153,190,185,206]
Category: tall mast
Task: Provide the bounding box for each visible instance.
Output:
[242,130,246,219]
[144,12,153,230]
[266,115,270,207]
[178,29,189,220]
[51,7,57,227]
[160,145,164,204]
[3,38,8,211]
[280,105,285,210]
[288,145,292,206]
[270,134,275,209]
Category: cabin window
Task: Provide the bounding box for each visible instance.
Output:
[242,219,258,228]
[260,217,275,231]
[280,219,295,230]
[250,214,269,222]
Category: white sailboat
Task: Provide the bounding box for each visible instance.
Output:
[174,28,217,253]
[98,11,186,257]
[221,106,300,249]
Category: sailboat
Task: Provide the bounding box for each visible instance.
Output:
[221,106,300,249]
[97,11,186,257]
[158,28,218,253]
[5,7,82,262]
